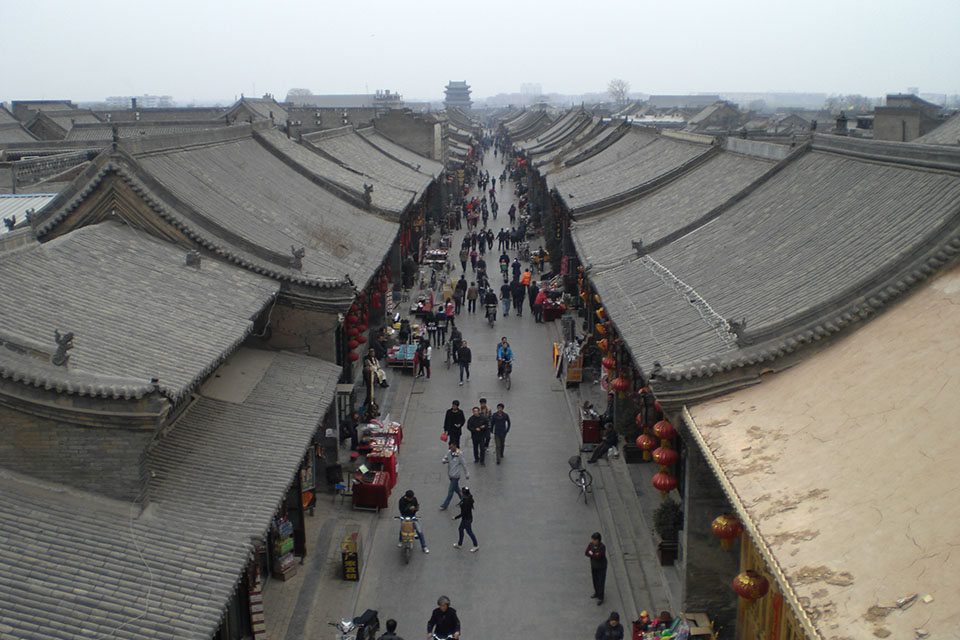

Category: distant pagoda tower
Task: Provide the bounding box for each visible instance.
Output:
[444,81,472,110]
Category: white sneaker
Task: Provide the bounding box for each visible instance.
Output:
[470,546,480,552]
[453,543,461,549]
[423,547,430,554]
[397,542,402,548]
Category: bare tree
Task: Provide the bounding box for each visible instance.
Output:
[608,79,630,105]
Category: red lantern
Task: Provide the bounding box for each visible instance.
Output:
[652,447,679,469]
[357,335,367,344]
[652,471,677,499]
[349,303,359,314]
[602,356,617,372]
[712,514,743,549]
[732,570,769,602]
[635,434,658,460]
[347,339,359,350]
[347,351,360,362]
[372,292,382,309]
[611,375,629,393]
[347,327,359,338]
[358,324,368,333]
[653,420,677,444]
[346,313,359,326]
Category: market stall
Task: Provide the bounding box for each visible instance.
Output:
[386,343,418,369]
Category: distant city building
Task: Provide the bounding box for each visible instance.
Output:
[520,83,542,97]
[873,93,943,142]
[444,81,472,110]
[105,95,174,109]
[284,90,403,111]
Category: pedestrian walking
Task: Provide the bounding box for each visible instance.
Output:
[416,338,431,379]
[376,618,404,640]
[454,276,467,313]
[470,248,478,271]
[459,247,469,272]
[450,327,463,363]
[458,339,472,385]
[444,299,456,329]
[439,442,469,510]
[426,314,438,346]
[434,308,447,346]
[451,487,479,551]
[443,400,465,447]
[511,279,525,316]
[527,280,539,315]
[491,403,511,464]
[467,282,479,313]
[534,287,546,323]
[500,282,512,315]
[466,406,488,465]
[594,611,624,640]
[586,532,608,605]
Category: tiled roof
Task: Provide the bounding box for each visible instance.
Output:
[302,127,431,204]
[544,126,656,175]
[519,109,593,155]
[64,122,226,141]
[572,150,776,267]
[0,350,341,640]
[533,121,627,169]
[44,110,102,130]
[0,194,58,235]
[549,136,715,214]
[236,98,288,124]
[359,128,444,178]
[35,126,399,293]
[916,112,960,146]
[0,107,18,124]
[267,128,413,216]
[590,141,960,397]
[0,122,39,143]
[0,222,278,399]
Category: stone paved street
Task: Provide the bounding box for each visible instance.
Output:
[262,149,665,640]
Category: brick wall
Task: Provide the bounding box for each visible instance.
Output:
[0,404,153,501]
[373,111,439,159]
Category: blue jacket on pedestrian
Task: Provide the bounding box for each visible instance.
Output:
[497,345,513,361]
[490,411,511,436]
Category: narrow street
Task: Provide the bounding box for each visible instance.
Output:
[352,149,621,638]
[265,145,630,640]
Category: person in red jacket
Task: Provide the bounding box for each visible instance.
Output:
[533,288,547,323]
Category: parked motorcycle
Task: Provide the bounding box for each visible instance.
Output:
[328,609,379,640]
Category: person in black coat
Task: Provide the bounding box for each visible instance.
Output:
[427,596,460,639]
[443,400,465,447]
[585,532,608,604]
[510,279,525,317]
[457,340,472,385]
[588,423,618,463]
[594,611,623,640]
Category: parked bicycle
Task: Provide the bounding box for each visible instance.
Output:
[568,455,593,504]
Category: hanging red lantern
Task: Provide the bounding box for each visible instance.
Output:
[712,514,743,550]
[347,351,360,362]
[372,292,382,309]
[347,339,359,350]
[652,471,678,499]
[654,420,677,445]
[347,327,359,338]
[636,433,658,460]
[346,313,359,326]
[611,375,630,395]
[732,570,769,602]
[349,303,359,314]
[652,446,679,469]
[358,324,368,333]
[357,335,367,344]
[602,356,617,372]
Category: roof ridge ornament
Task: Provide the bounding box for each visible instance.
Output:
[290,245,305,270]
[362,183,374,206]
[726,317,751,346]
[185,250,202,268]
[52,330,74,367]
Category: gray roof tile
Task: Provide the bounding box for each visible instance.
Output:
[0,350,341,640]
[0,222,278,399]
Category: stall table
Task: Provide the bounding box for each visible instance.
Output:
[366,450,398,488]
[542,301,566,321]
[386,344,417,369]
[352,472,391,510]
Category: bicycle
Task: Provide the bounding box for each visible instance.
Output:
[568,455,593,504]
[501,358,513,390]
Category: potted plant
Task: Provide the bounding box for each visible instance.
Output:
[653,497,683,565]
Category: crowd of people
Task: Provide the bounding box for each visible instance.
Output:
[353,126,659,640]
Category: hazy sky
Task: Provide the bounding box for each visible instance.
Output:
[4,0,958,105]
